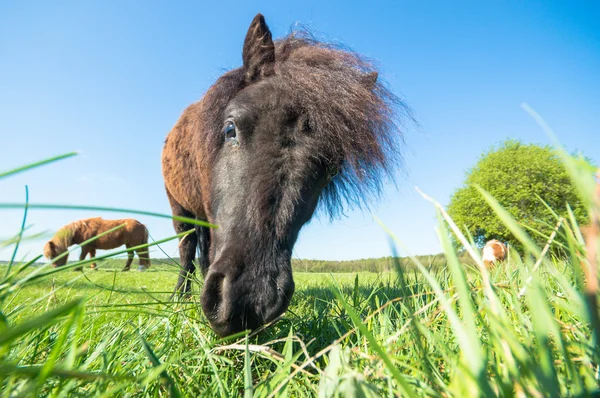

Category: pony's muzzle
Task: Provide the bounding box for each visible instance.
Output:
[201,267,295,337]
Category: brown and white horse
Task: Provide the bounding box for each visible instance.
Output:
[482,239,507,268]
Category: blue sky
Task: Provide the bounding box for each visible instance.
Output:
[0,1,598,262]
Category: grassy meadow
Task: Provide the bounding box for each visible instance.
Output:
[1,240,599,397]
[1,138,600,396]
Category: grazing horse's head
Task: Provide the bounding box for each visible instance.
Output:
[165,14,406,336]
[43,230,72,267]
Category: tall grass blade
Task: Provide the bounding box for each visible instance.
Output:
[139,334,181,398]
[244,335,254,398]
[5,186,28,278]
[0,153,77,179]
[475,185,542,257]
[435,211,484,374]
[0,203,217,228]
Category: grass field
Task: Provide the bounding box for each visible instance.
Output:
[1,248,599,397]
[2,143,599,396]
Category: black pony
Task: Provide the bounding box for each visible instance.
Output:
[162,13,406,336]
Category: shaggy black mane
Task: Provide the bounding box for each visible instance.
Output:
[202,29,410,218]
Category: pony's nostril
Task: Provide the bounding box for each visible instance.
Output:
[264,280,294,322]
[202,272,226,321]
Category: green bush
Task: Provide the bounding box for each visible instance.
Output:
[447,139,590,251]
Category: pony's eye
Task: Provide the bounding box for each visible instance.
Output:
[223,120,238,145]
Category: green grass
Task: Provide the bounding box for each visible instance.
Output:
[1,253,598,397]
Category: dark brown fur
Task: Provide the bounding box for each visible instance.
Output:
[163,29,405,223]
[43,217,150,271]
[162,14,407,336]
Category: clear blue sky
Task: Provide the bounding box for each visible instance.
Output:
[1,1,598,262]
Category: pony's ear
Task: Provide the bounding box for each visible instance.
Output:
[362,72,378,90]
[242,13,275,84]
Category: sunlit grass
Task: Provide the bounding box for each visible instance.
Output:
[1,127,599,397]
[2,244,598,396]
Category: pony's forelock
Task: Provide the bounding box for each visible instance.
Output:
[277,31,409,217]
[202,28,410,218]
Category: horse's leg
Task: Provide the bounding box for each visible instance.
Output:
[122,244,134,272]
[174,226,198,297]
[197,225,211,277]
[89,248,98,270]
[75,247,88,271]
[167,190,198,299]
[136,247,150,271]
[136,229,150,271]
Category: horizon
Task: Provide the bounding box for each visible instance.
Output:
[1,1,599,262]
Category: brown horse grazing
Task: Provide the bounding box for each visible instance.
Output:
[43,217,150,271]
[162,14,407,336]
[482,239,507,268]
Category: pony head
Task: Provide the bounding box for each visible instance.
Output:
[43,228,72,267]
[164,14,408,336]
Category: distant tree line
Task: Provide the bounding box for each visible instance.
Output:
[1,254,478,273]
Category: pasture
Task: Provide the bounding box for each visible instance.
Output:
[2,248,598,396]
